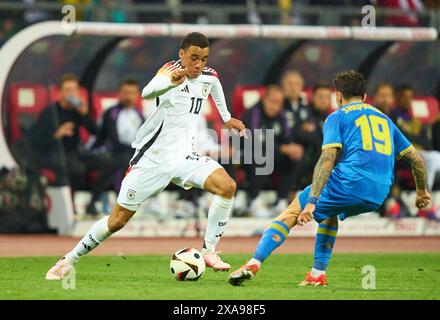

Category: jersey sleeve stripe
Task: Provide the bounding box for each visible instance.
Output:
[202,67,219,78]
[156,61,180,76]
[396,145,414,160]
[165,65,176,72]
[158,66,178,76]
[322,143,342,150]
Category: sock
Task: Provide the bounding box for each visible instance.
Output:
[64,216,112,264]
[312,223,338,272]
[253,220,289,263]
[311,268,325,278]
[203,195,234,254]
[247,258,261,269]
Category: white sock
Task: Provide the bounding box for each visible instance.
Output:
[64,216,112,264]
[203,195,234,254]
[247,258,261,269]
[311,268,326,278]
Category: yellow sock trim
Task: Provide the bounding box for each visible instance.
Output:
[317,227,337,237]
[268,223,289,238]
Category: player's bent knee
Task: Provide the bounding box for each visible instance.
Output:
[281,207,300,219]
[321,216,338,228]
[218,178,236,198]
[108,216,127,233]
[108,205,135,233]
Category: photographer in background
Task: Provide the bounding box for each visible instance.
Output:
[30,74,114,216]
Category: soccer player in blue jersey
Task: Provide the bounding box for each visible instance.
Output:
[229,70,431,287]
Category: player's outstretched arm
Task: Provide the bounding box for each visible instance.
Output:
[298,147,339,225]
[210,77,246,137]
[402,148,431,209]
[142,68,187,100]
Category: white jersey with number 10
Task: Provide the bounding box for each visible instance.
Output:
[131,60,231,165]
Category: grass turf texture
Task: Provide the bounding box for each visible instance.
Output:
[1,254,439,300]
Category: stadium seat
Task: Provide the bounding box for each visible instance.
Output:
[231,85,266,119]
[92,92,120,119]
[7,83,50,142]
[411,96,439,125]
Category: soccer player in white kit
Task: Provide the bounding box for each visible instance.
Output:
[46,32,246,280]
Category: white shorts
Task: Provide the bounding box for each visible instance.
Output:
[117,154,222,211]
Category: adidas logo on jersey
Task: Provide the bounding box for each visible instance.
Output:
[181,85,189,93]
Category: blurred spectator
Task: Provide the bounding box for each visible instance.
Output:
[383,185,411,219]
[281,70,320,191]
[390,85,440,191]
[309,83,331,131]
[23,0,52,26]
[373,82,394,116]
[390,86,431,150]
[308,83,332,154]
[90,0,134,23]
[63,0,93,21]
[0,19,18,45]
[281,70,311,131]
[281,83,332,194]
[417,205,440,221]
[424,0,440,9]
[29,74,114,216]
[93,78,145,191]
[376,0,424,27]
[242,85,304,212]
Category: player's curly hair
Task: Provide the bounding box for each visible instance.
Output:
[181,32,209,50]
[333,70,366,99]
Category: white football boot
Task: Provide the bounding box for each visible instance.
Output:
[45,257,74,280]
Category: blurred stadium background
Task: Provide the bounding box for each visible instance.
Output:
[0,0,440,256]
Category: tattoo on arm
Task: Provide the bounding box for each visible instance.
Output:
[310,148,338,198]
[403,148,428,191]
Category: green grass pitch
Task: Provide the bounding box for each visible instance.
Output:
[1,254,439,300]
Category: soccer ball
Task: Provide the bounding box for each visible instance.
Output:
[170,247,205,281]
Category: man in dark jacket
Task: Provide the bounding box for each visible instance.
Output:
[390,85,440,190]
[281,70,311,131]
[390,85,432,150]
[94,79,145,191]
[373,83,395,116]
[307,83,332,161]
[30,74,114,215]
[242,85,304,209]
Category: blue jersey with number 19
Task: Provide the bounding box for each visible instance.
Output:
[322,102,413,205]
